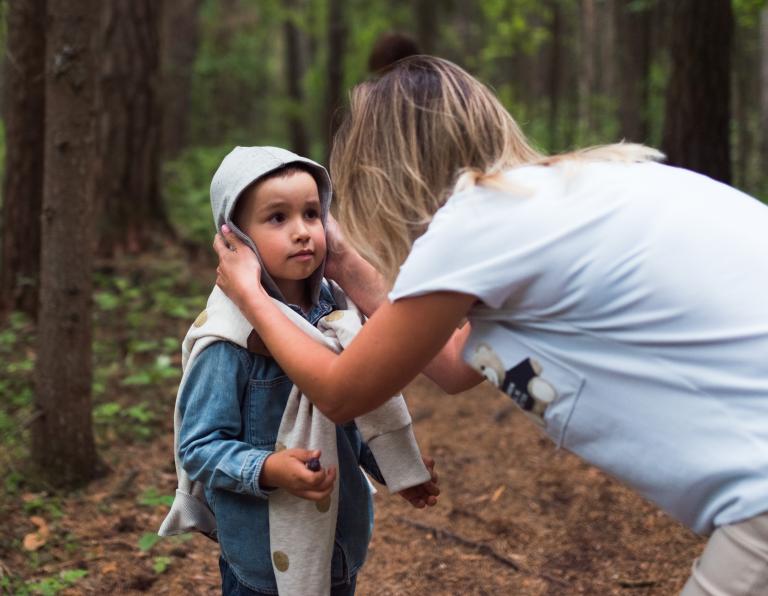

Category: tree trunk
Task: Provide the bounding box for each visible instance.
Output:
[0,0,46,319]
[578,0,596,141]
[661,0,732,184]
[284,4,308,157]
[325,0,346,162]
[415,0,437,54]
[33,0,99,488]
[761,7,768,171]
[547,0,563,151]
[159,0,201,159]
[615,0,651,143]
[95,0,170,256]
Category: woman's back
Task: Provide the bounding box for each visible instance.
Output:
[390,160,768,533]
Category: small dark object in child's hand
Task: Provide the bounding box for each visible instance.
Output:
[306,458,322,472]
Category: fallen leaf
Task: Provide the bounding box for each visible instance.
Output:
[29,516,49,532]
[23,516,50,551]
[491,485,506,502]
[100,561,119,574]
[22,531,47,551]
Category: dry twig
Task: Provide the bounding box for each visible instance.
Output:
[396,516,520,570]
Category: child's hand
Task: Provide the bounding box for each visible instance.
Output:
[260,449,337,502]
[399,456,439,509]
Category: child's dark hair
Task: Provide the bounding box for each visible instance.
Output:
[233,164,318,228]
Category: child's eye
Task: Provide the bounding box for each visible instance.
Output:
[304,208,319,220]
[268,213,286,224]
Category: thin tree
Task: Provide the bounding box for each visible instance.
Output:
[325,0,346,161]
[761,6,768,172]
[95,0,171,255]
[615,0,651,143]
[662,0,733,184]
[160,0,202,160]
[547,0,563,151]
[33,0,99,487]
[0,0,46,319]
[284,1,309,157]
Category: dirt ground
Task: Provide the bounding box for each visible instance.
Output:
[3,374,705,595]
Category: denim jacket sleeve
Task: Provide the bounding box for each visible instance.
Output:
[177,341,273,499]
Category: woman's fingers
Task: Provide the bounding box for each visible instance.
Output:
[220,224,245,249]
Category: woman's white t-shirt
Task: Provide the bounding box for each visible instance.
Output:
[389,161,768,535]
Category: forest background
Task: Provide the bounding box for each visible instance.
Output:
[1,0,767,594]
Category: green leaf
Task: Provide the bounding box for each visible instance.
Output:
[138,532,162,552]
[94,402,122,420]
[121,372,153,387]
[59,569,87,583]
[153,556,172,574]
[94,291,121,311]
[138,487,175,507]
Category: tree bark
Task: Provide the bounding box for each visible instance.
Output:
[761,7,768,170]
[661,0,732,184]
[159,0,201,159]
[615,0,651,143]
[547,0,563,151]
[325,0,346,162]
[0,0,46,319]
[415,0,437,54]
[33,0,99,488]
[94,0,170,255]
[578,0,596,140]
[284,3,308,157]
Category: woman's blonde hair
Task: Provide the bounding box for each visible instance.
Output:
[330,55,663,285]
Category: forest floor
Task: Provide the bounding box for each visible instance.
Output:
[0,251,705,595]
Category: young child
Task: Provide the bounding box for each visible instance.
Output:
[159,146,436,596]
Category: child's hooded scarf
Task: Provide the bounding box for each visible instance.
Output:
[159,147,430,595]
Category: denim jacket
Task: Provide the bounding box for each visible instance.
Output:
[177,284,384,593]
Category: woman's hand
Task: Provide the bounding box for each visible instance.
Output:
[323,214,354,283]
[213,225,267,312]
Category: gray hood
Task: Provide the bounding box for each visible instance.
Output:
[210,146,332,306]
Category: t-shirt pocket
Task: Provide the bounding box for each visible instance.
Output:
[465,324,585,447]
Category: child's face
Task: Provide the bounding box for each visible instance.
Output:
[236,171,326,293]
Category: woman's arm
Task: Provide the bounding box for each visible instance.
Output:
[214,228,480,422]
[324,217,483,395]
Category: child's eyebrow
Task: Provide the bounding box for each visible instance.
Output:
[258,197,321,212]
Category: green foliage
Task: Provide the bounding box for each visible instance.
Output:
[0,311,36,479]
[138,487,175,508]
[732,0,768,27]
[138,532,162,552]
[21,494,63,519]
[11,569,88,596]
[153,556,172,574]
[163,145,231,246]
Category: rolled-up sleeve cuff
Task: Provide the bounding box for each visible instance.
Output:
[367,425,430,494]
[241,450,275,499]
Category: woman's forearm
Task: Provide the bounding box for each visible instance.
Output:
[331,247,483,393]
[240,291,475,423]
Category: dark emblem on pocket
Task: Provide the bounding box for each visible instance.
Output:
[470,343,557,423]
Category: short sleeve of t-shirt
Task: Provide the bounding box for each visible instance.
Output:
[389,167,563,310]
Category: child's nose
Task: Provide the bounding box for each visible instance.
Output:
[293,220,311,240]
